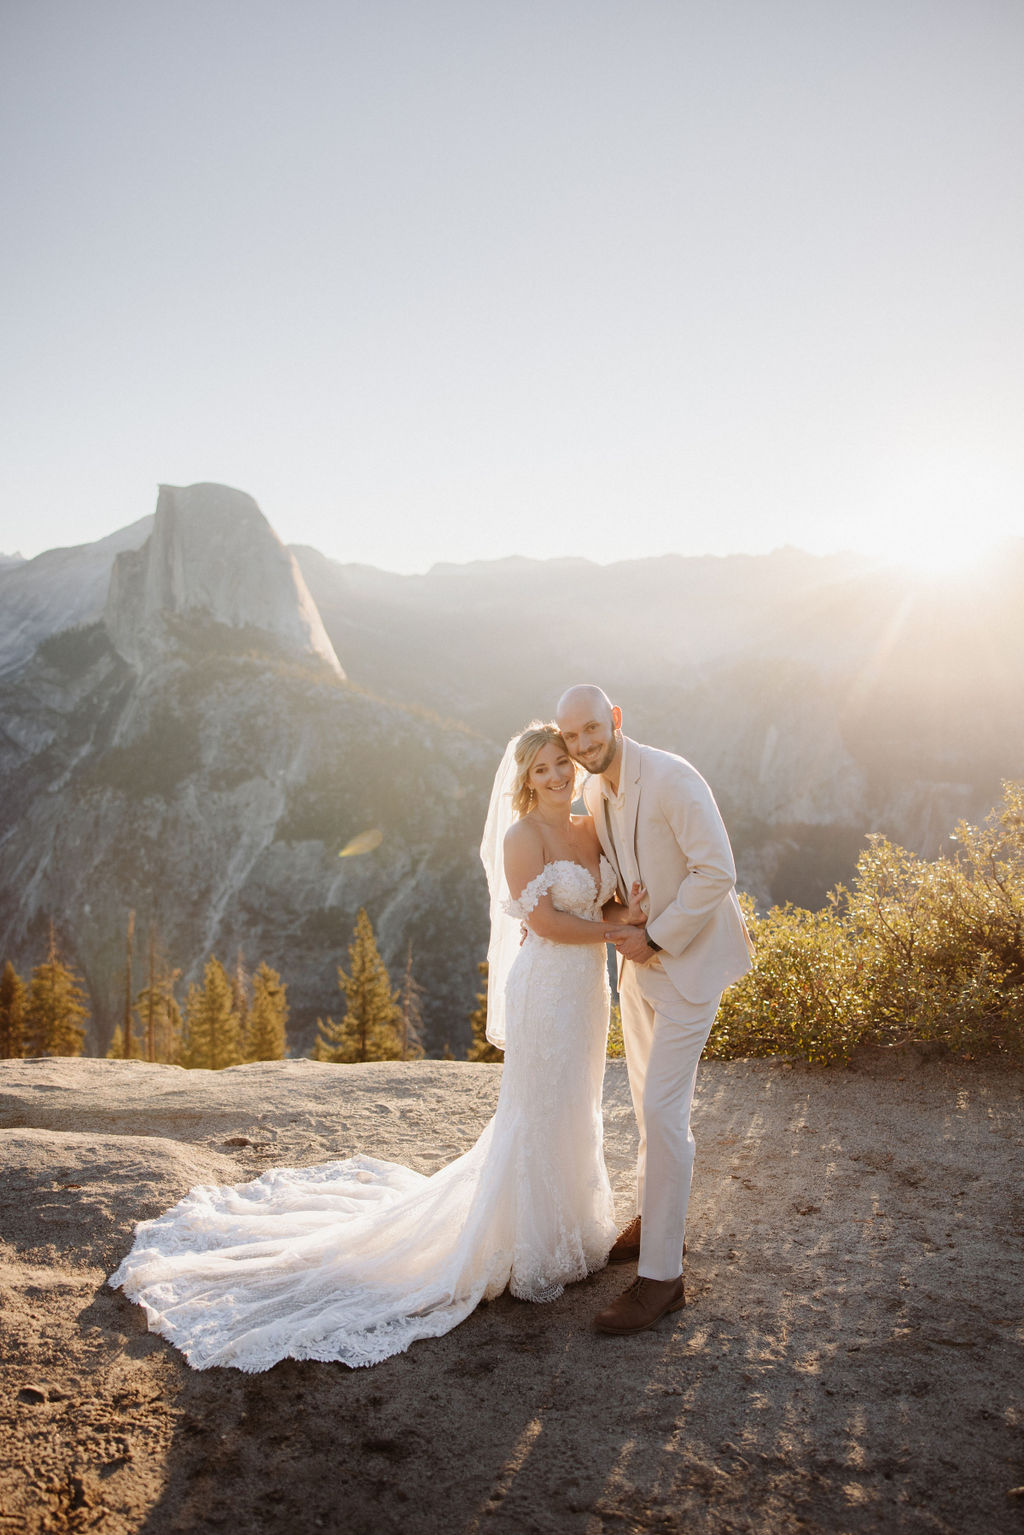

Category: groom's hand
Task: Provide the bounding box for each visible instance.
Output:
[604,925,658,964]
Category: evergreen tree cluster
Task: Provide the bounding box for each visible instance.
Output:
[0,925,88,1059]
[1,907,441,1067]
[160,954,290,1070]
[0,918,291,1067]
[101,925,292,1069]
[105,946,291,1068]
[105,921,183,1063]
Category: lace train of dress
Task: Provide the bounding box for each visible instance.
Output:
[109,859,618,1371]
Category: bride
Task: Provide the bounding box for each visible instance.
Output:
[109,723,645,1371]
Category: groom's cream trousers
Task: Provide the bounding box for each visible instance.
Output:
[619,959,722,1282]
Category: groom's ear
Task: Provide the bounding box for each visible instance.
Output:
[611,705,623,731]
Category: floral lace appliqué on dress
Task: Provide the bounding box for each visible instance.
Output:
[109,856,619,1371]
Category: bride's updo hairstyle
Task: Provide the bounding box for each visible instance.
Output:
[510,722,577,818]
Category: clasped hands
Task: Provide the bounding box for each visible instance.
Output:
[516,880,658,962]
[604,881,658,964]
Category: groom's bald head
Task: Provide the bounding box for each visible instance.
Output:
[554,685,622,777]
[555,684,614,726]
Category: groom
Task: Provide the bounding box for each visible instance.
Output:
[555,685,753,1335]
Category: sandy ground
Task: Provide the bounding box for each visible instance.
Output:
[0,1053,1021,1535]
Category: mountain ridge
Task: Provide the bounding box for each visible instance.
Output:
[1,485,1021,1054]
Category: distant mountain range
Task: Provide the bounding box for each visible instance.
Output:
[2,482,1021,1054]
[293,533,1024,892]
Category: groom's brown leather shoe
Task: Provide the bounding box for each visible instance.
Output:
[607,1215,686,1265]
[608,1215,642,1263]
[594,1275,686,1335]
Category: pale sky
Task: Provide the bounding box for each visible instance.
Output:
[2,0,1022,573]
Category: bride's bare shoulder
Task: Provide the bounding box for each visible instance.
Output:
[503,816,547,890]
[503,816,544,854]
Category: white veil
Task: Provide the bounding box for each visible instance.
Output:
[478,735,521,1050]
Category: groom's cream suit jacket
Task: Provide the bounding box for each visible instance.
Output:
[583,736,754,1005]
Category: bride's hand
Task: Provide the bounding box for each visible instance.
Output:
[625,881,649,926]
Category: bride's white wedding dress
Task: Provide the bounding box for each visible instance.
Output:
[109,857,618,1371]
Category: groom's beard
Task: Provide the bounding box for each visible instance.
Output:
[574,735,618,776]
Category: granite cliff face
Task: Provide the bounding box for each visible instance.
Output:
[0,486,492,1055]
[104,484,342,676]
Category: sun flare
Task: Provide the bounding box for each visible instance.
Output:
[880,527,994,581]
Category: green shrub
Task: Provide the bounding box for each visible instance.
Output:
[607,1001,625,1059]
[712,781,1024,1063]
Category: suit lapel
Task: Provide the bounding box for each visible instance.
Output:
[619,738,643,891]
[585,775,616,867]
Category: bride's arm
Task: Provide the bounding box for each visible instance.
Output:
[504,825,612,946]
[602,882,648,926]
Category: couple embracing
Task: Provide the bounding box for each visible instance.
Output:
[111,686,752,1371]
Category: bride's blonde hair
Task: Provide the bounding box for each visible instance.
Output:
[510,722,577,818]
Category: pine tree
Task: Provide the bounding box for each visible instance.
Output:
[246,962,288,1061]
[24,925,89,1057]
[467,960,502,1062]
[181,956,244,1070]
[136,926,182,1063]
[120,910,136,1060]
[143,924,159,1062]
[231,949,251,1057]
[312,909,405,1063]
[151,988,183,1063]
[398,944,426,1061]
[107,912,147,1060]
[106,1021,143,1059]
[0,961,27,1059]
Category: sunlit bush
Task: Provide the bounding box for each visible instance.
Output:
[606,1001,625,1059]
[710,781,1024,1063]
